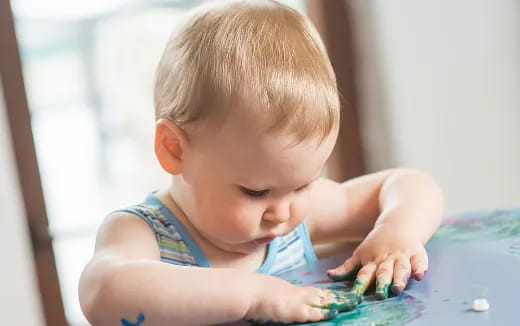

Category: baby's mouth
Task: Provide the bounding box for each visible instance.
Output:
[253,234,277,245]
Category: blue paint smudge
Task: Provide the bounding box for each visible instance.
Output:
[121,313,146,326]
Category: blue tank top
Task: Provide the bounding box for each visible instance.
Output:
[116,193,317,275]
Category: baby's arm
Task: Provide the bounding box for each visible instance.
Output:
[307,169,443,298]
[79,213,349,325]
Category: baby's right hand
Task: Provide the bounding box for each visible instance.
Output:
[244,275,361,324]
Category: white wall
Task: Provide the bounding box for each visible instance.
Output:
[0,81,44,325]
[357,0,520,214]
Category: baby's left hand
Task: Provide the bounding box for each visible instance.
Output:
[326,224,428,299]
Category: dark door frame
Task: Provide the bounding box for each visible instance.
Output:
[306,0,366,181]
[0,1,67,325]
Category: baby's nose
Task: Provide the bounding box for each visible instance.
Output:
[263,202,291,223]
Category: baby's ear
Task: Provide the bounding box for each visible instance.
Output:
[154,119,187,175]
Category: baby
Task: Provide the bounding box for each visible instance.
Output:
[79,1,443,325]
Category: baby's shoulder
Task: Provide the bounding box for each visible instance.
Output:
[91,210,161,260]
[111,202,183,240]
[108,199,201,266]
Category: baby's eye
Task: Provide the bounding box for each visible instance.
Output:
[240,187,269,198]
[295,184,310,192]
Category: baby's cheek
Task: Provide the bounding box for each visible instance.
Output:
[291,195,311,221]
[224,205,264,238]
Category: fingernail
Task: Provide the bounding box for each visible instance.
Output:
[375,283,390,300]
[391,283,404,295]
[375,276,388,299]
[326,309,338,319]
[328,269,345,281]
[329,265,362,281]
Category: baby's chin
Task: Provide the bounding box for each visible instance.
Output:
[216,239,273,255]
[206,230,283,254]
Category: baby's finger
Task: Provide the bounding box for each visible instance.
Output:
[375,258,395,300]
[351,262,376,295]
[319,290,362,312]
[391,256,411,295]
[322,308,339,320]
[411,251,429,281]
[327,256,361,281]
[307,306,338,321]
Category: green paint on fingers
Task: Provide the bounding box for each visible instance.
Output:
[300,293,426,326]
[313,291,363,312]
[350,279,368,295]
[375,281,390,299]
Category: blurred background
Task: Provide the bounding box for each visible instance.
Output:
[1,0,519,325]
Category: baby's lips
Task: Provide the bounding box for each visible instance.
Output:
[252,232,278,245]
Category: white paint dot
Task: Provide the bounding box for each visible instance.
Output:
[472,298,490,312]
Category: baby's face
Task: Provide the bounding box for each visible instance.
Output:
[178,116,337,255]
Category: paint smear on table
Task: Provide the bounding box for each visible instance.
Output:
[431,209,520,256]
[301,293,424,326]
[273,209,519,326]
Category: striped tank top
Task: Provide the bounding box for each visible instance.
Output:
[116,193,317,275]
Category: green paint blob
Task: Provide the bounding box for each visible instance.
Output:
[314,291,362,312]
[301,293,425,326]
[255,293,423,326]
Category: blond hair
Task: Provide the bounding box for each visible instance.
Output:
[154,0,340,142]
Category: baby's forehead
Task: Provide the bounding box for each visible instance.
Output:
[196,117,335,177]
[228,138,328,189]
[200,110,327,151]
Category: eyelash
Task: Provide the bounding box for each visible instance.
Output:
[240,187,269,198]
[240,184,310,199]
